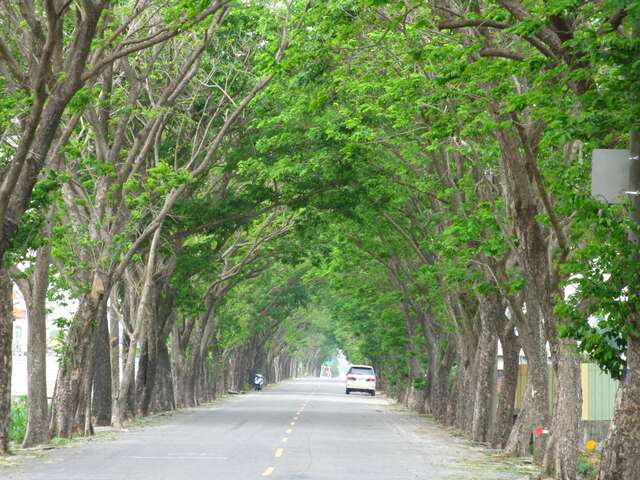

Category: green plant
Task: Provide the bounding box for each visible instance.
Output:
[412,377,427,390]
[10,396,28,445]
[577,452,600,480]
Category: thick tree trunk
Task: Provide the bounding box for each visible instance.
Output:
[243,338,257,388]
[180,370,197,407]
[598,330,640,480]
[446,365,460,426]
[182,338,203,407]
[120,330,136,418]
[78,335,96,437]
[0,269,13,454]
[172,329,200,408]
[505,346,549,461]
[138,289,159,416]
[92,306,112,426]
[21,241,51,447]
[50,284,107,438]
[227,352,239,392]
[135,340,149,411]
[170,325,185,405]
[139,337,158,415]
[398,302,427,413]
[151,289,176,413]
[430,338,454,424]
[109,302,120,419]
[490,99,565,467]
[113,331,139,427]
[505,311,549,461]
[544,337,581,480]
[471,294,498,443]
[406,354,427,413]
[114,228,162,426]
[195,360,208,404]
[149,341,175,413]
[493,328,519,448]
[213,346,225,394]
[454,328,479,433]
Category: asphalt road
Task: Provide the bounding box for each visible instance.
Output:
[2,378,531,480]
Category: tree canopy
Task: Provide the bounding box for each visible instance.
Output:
[1,1,639,479]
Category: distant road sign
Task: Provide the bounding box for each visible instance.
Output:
[592,149,632,203]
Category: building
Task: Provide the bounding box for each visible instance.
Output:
[11,284,61,398]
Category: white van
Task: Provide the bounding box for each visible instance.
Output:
[345,365,376,396]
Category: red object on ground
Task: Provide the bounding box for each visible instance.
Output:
[533,426,544,437]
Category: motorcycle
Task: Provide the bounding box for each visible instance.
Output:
[253,373,264,391]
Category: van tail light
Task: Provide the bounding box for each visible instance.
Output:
[347,376,357,381]
[366,378,375,382]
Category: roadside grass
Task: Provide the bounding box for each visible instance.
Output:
[386,399,541,479]
[2,404,178,470]
[577,451,600,480]
[453,447,603,480]
[10,397,27,445]
[4,393,231,460]
[455,450,601,480]
[452,452,541,479]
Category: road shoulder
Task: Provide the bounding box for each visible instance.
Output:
[381,398,541,480]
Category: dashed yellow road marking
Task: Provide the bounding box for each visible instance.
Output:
[262,467,275,476]
[290,422,296,426]
[282,437,288,443]
[286,428,292,433]
[294,416,299,421]
[275,448,284,458]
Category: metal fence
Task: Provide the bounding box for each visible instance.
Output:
[512,363,618,421]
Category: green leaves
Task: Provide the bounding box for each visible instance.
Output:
[68,86,101,114]
[505,18,544,37]
[145,162,191,194]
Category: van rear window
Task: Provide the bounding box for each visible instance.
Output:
[349,367,374,375]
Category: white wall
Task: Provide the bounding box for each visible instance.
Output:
[11,354,59,398]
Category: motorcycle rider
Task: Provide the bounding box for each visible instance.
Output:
[253,373,264,391]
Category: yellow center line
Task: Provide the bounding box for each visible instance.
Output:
[294,416,299,421]
[282,437,288,443]
[286,428,292,433]
[290,422,296,426]
[262,467,275,476]
[275,448,284,458]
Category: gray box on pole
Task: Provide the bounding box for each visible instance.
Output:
[592,149,632,203]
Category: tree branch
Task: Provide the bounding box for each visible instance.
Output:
[0,38,28,88]
[439,19,509,30]
[479,47,524,61]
